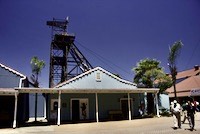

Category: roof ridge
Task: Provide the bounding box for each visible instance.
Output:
[55,66,136,88]
[97,67,136,86]
[0,62,26,78]
[55,67,98,88]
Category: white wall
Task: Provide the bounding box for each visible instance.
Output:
[159,94,170,110]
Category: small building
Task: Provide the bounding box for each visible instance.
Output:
[0,63,29,128]
[167,65,200,103]
[1,63,160,128]
[16,67,160,126]
[0,63,45,128]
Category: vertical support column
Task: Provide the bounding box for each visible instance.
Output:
[57,90,61,126]
[155,92,160,117]
[35,93,38,122]
[95,93,99,123]
[128,93,131,121]
[44,94,47,119]
[144,92,147,115]
[13,92,18,129]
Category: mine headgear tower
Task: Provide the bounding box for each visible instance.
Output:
[47,18,93,87]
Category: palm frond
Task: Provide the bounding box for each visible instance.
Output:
[168,41,183,65]
[30,56,45,87]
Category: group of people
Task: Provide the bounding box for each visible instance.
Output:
[170,99,199,131]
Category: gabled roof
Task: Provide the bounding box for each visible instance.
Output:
[0,63,26,78]
[55,67,137,90]
[15,67,159,94]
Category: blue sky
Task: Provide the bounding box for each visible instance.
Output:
[0,0,199,87]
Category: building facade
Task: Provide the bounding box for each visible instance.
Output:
[0,63,29,127]
[14,67,159,127]
[0,63,45,128]
[46,67,159,123]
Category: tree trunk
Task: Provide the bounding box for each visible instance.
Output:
[173,83,177,100]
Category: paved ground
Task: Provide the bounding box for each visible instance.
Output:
[1,113,200,134]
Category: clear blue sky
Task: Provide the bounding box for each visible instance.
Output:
[0,0,199,87]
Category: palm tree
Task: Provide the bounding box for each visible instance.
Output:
[30,56,45,122]
[133,58,172,114]
[167,41,183,100]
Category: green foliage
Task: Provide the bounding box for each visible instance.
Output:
[133,58,161,87]
[168,41,183,81]
[155,74,173,93]
[133,58,172,93]
[167,41,183,98]
[31,56,45,75]
[30,56,45,122]
[30,56,45,87]
[168,41,183,67]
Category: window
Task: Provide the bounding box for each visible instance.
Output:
[96,71,101,81]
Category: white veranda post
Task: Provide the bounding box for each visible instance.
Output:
[95,93,99,123]
[13,92,18,129]
[128,93,131,120]
[44,95,47,119]
[57,90,61,126]
[144,92,147,115]
[155,92,160,117]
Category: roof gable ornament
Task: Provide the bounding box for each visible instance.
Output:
[95,71,101,82]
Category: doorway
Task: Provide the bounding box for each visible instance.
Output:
[71,98,89,121]
[72,100,79,121]
[120,98,132,119]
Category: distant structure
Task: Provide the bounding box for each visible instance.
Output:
[47,18,93,87]
[167,65,200,103]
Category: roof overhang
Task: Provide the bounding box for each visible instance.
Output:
[15,88,58,93]
[168,91,190,98]
[190,89,200,96]
[0,88,18,96]
[168,88,200,97]
[15,88,159,94]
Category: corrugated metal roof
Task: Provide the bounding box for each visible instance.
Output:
[166,66,200,98]
[167,75,200,93]
[55,67,137,90]
[176,66,200,79]
[0,63,26,78]
[168,91,190,97]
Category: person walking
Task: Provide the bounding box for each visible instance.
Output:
[182,102,188,124]
[185,100,196,131]
[170,100,181,129]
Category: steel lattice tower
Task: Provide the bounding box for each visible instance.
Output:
[47,18,93,88]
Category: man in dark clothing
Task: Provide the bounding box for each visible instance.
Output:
[185,100,196,131]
